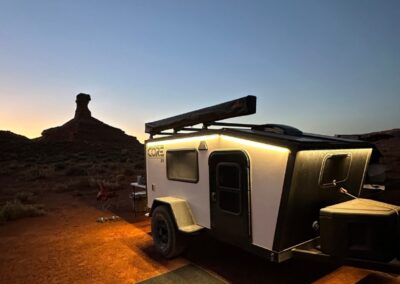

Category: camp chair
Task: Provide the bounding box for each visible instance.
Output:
[129,180,147,216]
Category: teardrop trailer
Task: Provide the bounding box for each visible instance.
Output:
[144,96,400,273]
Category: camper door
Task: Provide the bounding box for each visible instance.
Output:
[209,151,250,244]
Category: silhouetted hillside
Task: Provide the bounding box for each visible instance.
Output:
[0,131,30,144]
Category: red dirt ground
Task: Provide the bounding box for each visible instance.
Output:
[0,193,187,284]
[0,192,398,284]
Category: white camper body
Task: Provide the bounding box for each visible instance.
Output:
[146,131,371,261]
[145,96,400,272]
[143,96,400,273]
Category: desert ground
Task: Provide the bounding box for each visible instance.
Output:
[0,189,399,284]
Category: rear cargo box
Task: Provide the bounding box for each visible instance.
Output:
[320,198,399,262]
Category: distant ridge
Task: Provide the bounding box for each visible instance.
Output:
[0,130,30,144]
[338,129,400,181]
[39,93,141,146]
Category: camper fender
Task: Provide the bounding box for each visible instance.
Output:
[150,197,204,234]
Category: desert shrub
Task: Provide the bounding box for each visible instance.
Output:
[65,166,87,176]
[77,152,88,157]
[26,157,38,163]
[72,191,84,197]
[122,168,135,176]
[0,168,12,176]
[87,162,95,167]
[0,200,45,223]
[88,177,100,188]
[79,163,91,169]
[116,174,127,185]
[0,213,5,224]
[55,155,69,162]
[134,162,145,170]
[86,165,108,176]
[23,167,49,181]
[52,184,69,192]
[97,167,107,175]
[1,186,20,196]
[100,180,124,192]
[88,178,125,191]
[8,163,20,170]
[109,164,118,170]
[69,178,92,191]
[52,178,95,193]
[54,163,67,171]
[72,157,84,163]
[15,191,35,203]
[95,154,106,160]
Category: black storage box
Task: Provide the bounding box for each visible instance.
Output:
[320,198,399,262]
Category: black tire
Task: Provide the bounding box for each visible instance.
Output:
[151,205,186,258]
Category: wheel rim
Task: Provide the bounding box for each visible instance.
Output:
[156,219,169,249]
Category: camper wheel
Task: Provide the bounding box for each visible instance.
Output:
[151,205,186,258]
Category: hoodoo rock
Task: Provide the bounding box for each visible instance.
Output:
[40,93,141,146]
[75,93,92,119]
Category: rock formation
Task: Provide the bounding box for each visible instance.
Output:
[40,93,141,146]
[75,93,92,119]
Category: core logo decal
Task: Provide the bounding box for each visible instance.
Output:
[147,145,164,159]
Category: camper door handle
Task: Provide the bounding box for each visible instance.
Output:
[211,192,216,202]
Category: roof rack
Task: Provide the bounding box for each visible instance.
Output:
[145,95,303,138]
[145,96,257,137]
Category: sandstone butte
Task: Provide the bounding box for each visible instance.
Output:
[39,93,141,146]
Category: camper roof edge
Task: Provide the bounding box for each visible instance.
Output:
[145,95,257,135]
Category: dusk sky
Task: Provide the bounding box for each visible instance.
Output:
[1,0,399,142]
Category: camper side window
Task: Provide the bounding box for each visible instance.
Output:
[166,150,199,183]
[217,163,241,215]
[319,154,351,187]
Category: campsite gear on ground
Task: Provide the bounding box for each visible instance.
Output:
[143,95,399,273]
[96,215,121,223]
[96,181,119,211]
[137,175,146,185]
[129,181,147,216]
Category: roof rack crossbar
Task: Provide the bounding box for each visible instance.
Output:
[207,122,258,128]
[152,132,175,137]
[178,127,204,131]
[145,96,256,135]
